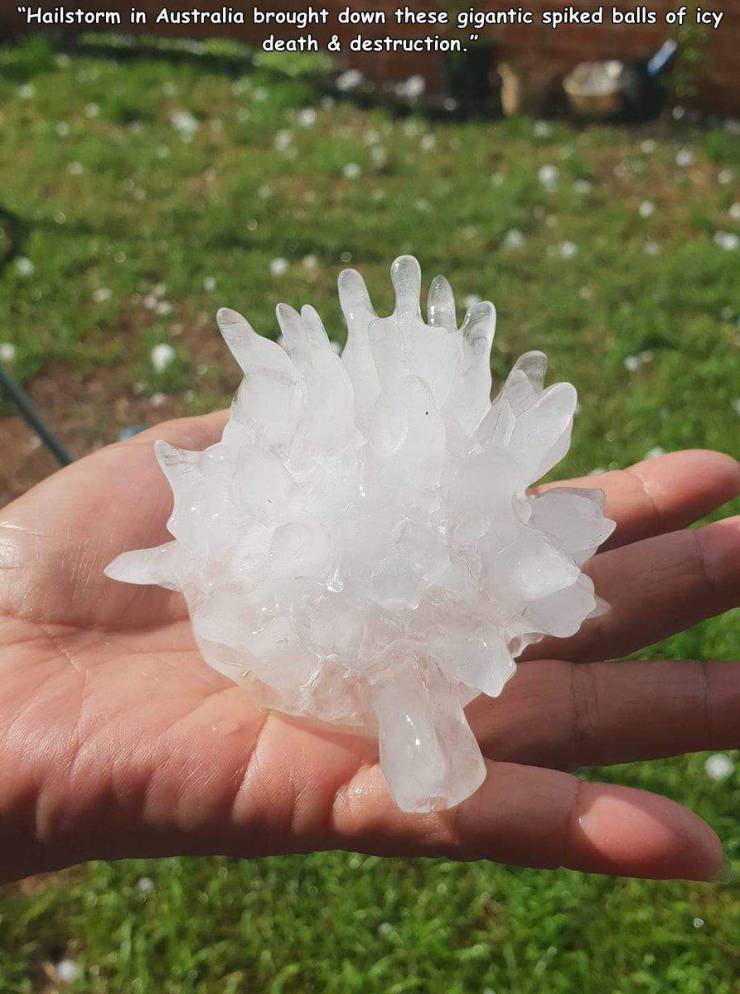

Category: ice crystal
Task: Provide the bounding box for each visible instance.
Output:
[106,257,614,812]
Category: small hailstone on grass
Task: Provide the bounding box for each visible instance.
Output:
[270,257,289,277]
[106,257,615,814]
[704,753,735,780]
[204,276,217,292]
[624,355,642,372]
[371,146,387,167]
[336,69,363,92]
[533,120,552,138]
[150,392,168,408]
[714,231,738,251]
[559,241,578,258]
[640,139,656,154]
[274,130,293,152]
[503,229,526,250]
[342,162,361,179]
[151,342,176,372]
[420,135,436,152]
[170,110,199,141]
[68,161,84,175]
[56,121,70,137]
[729,203,740,221]
[675,148,693,168]
[85,102,100,118]
[639,200,655,218]
[538,164,558,190]
[396,75,425,100]
[54,959,79,985]
[644,240,660,256]
[18,83,35,99]
[718,169,733,185]
[93,287,112,304]
[645,446,665,459]
[573,180,592,195]
[0,343,16,362]
[732,398,740,416]
[15,257,35,277]
[136,876,155,894]
[302,255,319,271]
[297,107,317,128]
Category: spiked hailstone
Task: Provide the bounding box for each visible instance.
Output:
[106,257,615,813]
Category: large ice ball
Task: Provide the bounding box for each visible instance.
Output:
[106,257,614,812]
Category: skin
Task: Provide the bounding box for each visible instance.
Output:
[0,410,738,884]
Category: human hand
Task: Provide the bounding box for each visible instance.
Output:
[0,412,737,883]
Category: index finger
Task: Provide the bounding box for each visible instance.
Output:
[537,450,740,550]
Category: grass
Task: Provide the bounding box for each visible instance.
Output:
[0,35,738,994]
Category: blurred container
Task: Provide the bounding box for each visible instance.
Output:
[563,60,634,117]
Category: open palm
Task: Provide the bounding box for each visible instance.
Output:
[0,411,737,884]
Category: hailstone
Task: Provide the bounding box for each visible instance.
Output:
[106,256,615,813]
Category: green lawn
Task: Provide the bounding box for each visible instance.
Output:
[0,35,738,994]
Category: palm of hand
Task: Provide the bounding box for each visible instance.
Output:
[0,411,737,883]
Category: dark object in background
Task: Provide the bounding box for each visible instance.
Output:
[0,362,72,466]
[627,39,679,120]
[442,42,497,118]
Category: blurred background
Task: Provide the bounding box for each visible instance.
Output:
[0,8,738,993]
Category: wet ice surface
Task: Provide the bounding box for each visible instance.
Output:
[106,257,614,812]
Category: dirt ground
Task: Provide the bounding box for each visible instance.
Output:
[0,365,187,507]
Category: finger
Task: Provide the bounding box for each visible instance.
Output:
[468,659,740,769]
[153,705,723,881]
[123,409,229,451]
[537,450,740,550]
[523,515,740,663]
[0,412,230,627]
[327,760,723,881]
[10,696,723,883]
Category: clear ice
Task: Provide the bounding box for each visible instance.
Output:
[106,256,615,813]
